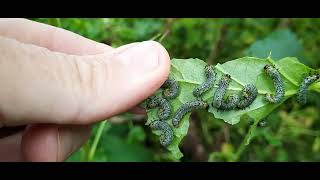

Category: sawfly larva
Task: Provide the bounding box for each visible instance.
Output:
[219,94,239,111]
[193,64,217,98]
[297,73,320,105]
[150,120,174,147]
[264,65,285,103]
[162,77,180,100]
[172,100,208,128]
[237,84,258,109]
[212,74,231,108]
[146,95,171,121]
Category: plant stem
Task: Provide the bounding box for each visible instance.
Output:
[149,32,162,41]
[197,112,213,147]
[158,18,175,43]
[82,142,91,162]
[158,30,169,43]
[233,118,260,161]
[128,115,134,129]
[207,22,228,65]
[277,18,291,29]
[87,120,108,161]
[48,18,62,28]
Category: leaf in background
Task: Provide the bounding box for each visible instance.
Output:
[100,134,154,162]
[127,126,146,144]
[145,57,320,160]
[91,123,154,162]
[66,148,86,162]
[246,29,303,60]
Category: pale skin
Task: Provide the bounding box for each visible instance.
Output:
[0,18,171,161]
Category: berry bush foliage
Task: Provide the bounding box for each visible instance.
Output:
[144,56,320,160]
[32,18,320,162]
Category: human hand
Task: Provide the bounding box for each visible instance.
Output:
[0,18,170,162]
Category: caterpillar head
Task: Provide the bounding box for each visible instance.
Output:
[243,89,250,98]
[161,77,174,88]
[150,120,161,130]
[146,96,159,108]
[264,64,274,72]
[199,101,209,109]
[219,94,239,111]
[243,84,257,97]
[305,74,320,82]
[225,74,231,84]
[192,100,209,110]
[264,64,280,78]
[163,89,171,97]
[204,64,211,70]
[264,64,270,70]
[221,74,231,84]
[204,64,214,74]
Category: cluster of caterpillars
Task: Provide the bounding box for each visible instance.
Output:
[146,63,320,147]
[146,77,180,147]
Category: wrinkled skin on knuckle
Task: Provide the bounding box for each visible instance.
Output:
[67,56,111,123]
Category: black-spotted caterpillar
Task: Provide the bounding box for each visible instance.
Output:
[146,95,171,121]
[144,60,320,149]
[264,65,285,103]
[212,74,231,109]
[172,100,208,128]
[219,94,239,110]
[237,84,258,109]
[145,77,180,147]
[146,95,160,109]
[193,64,217,98]
[149,120,174,147]
[297,73,320,105]
[161,77,180,100]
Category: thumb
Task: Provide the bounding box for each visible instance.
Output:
[0,37,170,126]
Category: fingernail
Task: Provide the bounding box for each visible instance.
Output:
[115,41,160,73]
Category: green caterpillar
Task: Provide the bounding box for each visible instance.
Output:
[212,74,231,108]
[146,95,171,121]
[219,94,240,111]
[161,77,180,100]
[172,100,208,128]
[297,73,320,105]
[193,65,217,98]
[237,84,258,109]
[264,65,285,103]
[150,120,174,147]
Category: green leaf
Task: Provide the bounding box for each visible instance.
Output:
[127,126,146,144]
[47,18,62,28]
[247,29,303,60]
[209,56,320,124]
[100,134,154,162]
[145,56,320,161]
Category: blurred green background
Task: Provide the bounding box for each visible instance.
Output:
[31,18,320,162]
